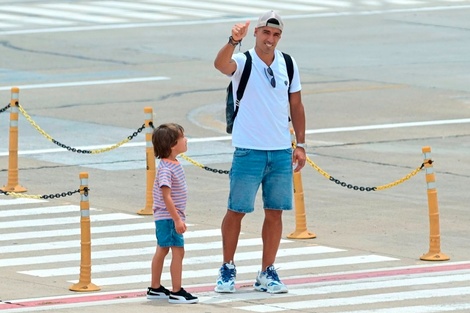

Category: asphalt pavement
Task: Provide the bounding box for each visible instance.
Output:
[1,1,470,312]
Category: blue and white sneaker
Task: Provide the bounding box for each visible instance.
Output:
[214,261,236,293]
[253,265,288,294]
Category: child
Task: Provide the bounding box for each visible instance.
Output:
[146,123,198,304]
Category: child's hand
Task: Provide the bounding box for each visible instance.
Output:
[175,219,187,234]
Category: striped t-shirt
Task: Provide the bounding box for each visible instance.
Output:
[152,158,187,221]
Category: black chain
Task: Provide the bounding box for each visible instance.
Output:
[50,124,145,153]
[203,166,230,175]
[0,187,88,199]
[328,176,376,191]
[128,124,145,140]
[327,160,432,192]
[0,103,10,114]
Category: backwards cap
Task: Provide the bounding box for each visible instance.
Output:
[256,10,284,31]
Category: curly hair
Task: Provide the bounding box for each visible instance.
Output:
[152,123,185,159]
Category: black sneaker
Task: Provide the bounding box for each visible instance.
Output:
[168,288,198,304]
[147,285,170,299]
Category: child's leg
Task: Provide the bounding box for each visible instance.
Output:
[170,246,185,292]
[151,245,169,288]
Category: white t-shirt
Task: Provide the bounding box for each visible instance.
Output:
[230,48,301,150]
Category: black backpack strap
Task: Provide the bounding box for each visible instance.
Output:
[282,52,295,121]
[233,51,252,120]
[282,52,294,92]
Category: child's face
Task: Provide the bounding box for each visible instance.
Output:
[173,132,187,155]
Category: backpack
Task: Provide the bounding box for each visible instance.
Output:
[225,51,294,134]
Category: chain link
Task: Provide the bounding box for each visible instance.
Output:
[307,156,428,192]
[9,101,429,190]
[0,187,87,199]
[17,104,144,154]
[0,103,10,114]
[179,153,230,174]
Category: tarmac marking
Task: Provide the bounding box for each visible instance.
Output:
[2,229,222,254]
[339,303,470,313]
[1,118,469,158]
[0,212,141,229]
[1,262,469,312]
[1,5,470,36]
[19,246,344,277]
[0,76,170,91]
[0,205,94,217]
[0,197,47,206]
[0,221,156,241]
[201,270,470,304]
[236,286,470,312]
[0,238,283,267]
[84,255,397,286]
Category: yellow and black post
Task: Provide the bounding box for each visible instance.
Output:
[1,87,26,193]
[137,107,155,215]
[420,146,449,261]
[70,172,100,292]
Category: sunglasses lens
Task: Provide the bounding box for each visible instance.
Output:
[266,67,276,88]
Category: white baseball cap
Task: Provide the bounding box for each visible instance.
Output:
[256,10,284,31]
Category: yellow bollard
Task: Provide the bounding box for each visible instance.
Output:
[70,172,100,292]
[288,128,315,239]
[288,170,316,239]
[137,107,155,215]
[420,146,449,261]
[1,87,27,193]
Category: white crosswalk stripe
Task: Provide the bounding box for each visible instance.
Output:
[0,202,397,284]
[0,0,468,31]
[2,200,470,312]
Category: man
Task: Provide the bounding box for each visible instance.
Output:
[213,10,307,294]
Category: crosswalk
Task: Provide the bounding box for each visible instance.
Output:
[1,0,469,31]
[1,196,470,312]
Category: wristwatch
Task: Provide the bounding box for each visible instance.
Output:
[296,143,307,149]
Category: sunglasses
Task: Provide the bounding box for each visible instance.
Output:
[264,67,276,88]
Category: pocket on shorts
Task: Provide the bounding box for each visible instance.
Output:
[234,147,252,157]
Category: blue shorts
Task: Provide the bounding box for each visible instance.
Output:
[155,219,184,248]
[228,148,293,213]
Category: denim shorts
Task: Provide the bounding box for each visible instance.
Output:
[228,148,293,213]
[155,219,184,247]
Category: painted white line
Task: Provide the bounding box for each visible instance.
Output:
[291,0,352,7]
[2,229,221,253]
[0,213,142,229]
[201,271,470,304]
[236,286,470,312]
[305,118,470,134]
[0,238,283,267]
[0,5,468,36]
[386,0,424,5]
[81,254,397,286]
[341,303,470,313]
[0,205,85,217]
[0,197,47,206]
[216,0,325,11]
[1,118,468,157]
[0,5,125,23]
[142,0,262,14]
[0,222,155,241]
[41,3,177,21]
[96,1,223,18]
[0,13,75,26]
[20,246,344,277]
[0,76,169,91]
